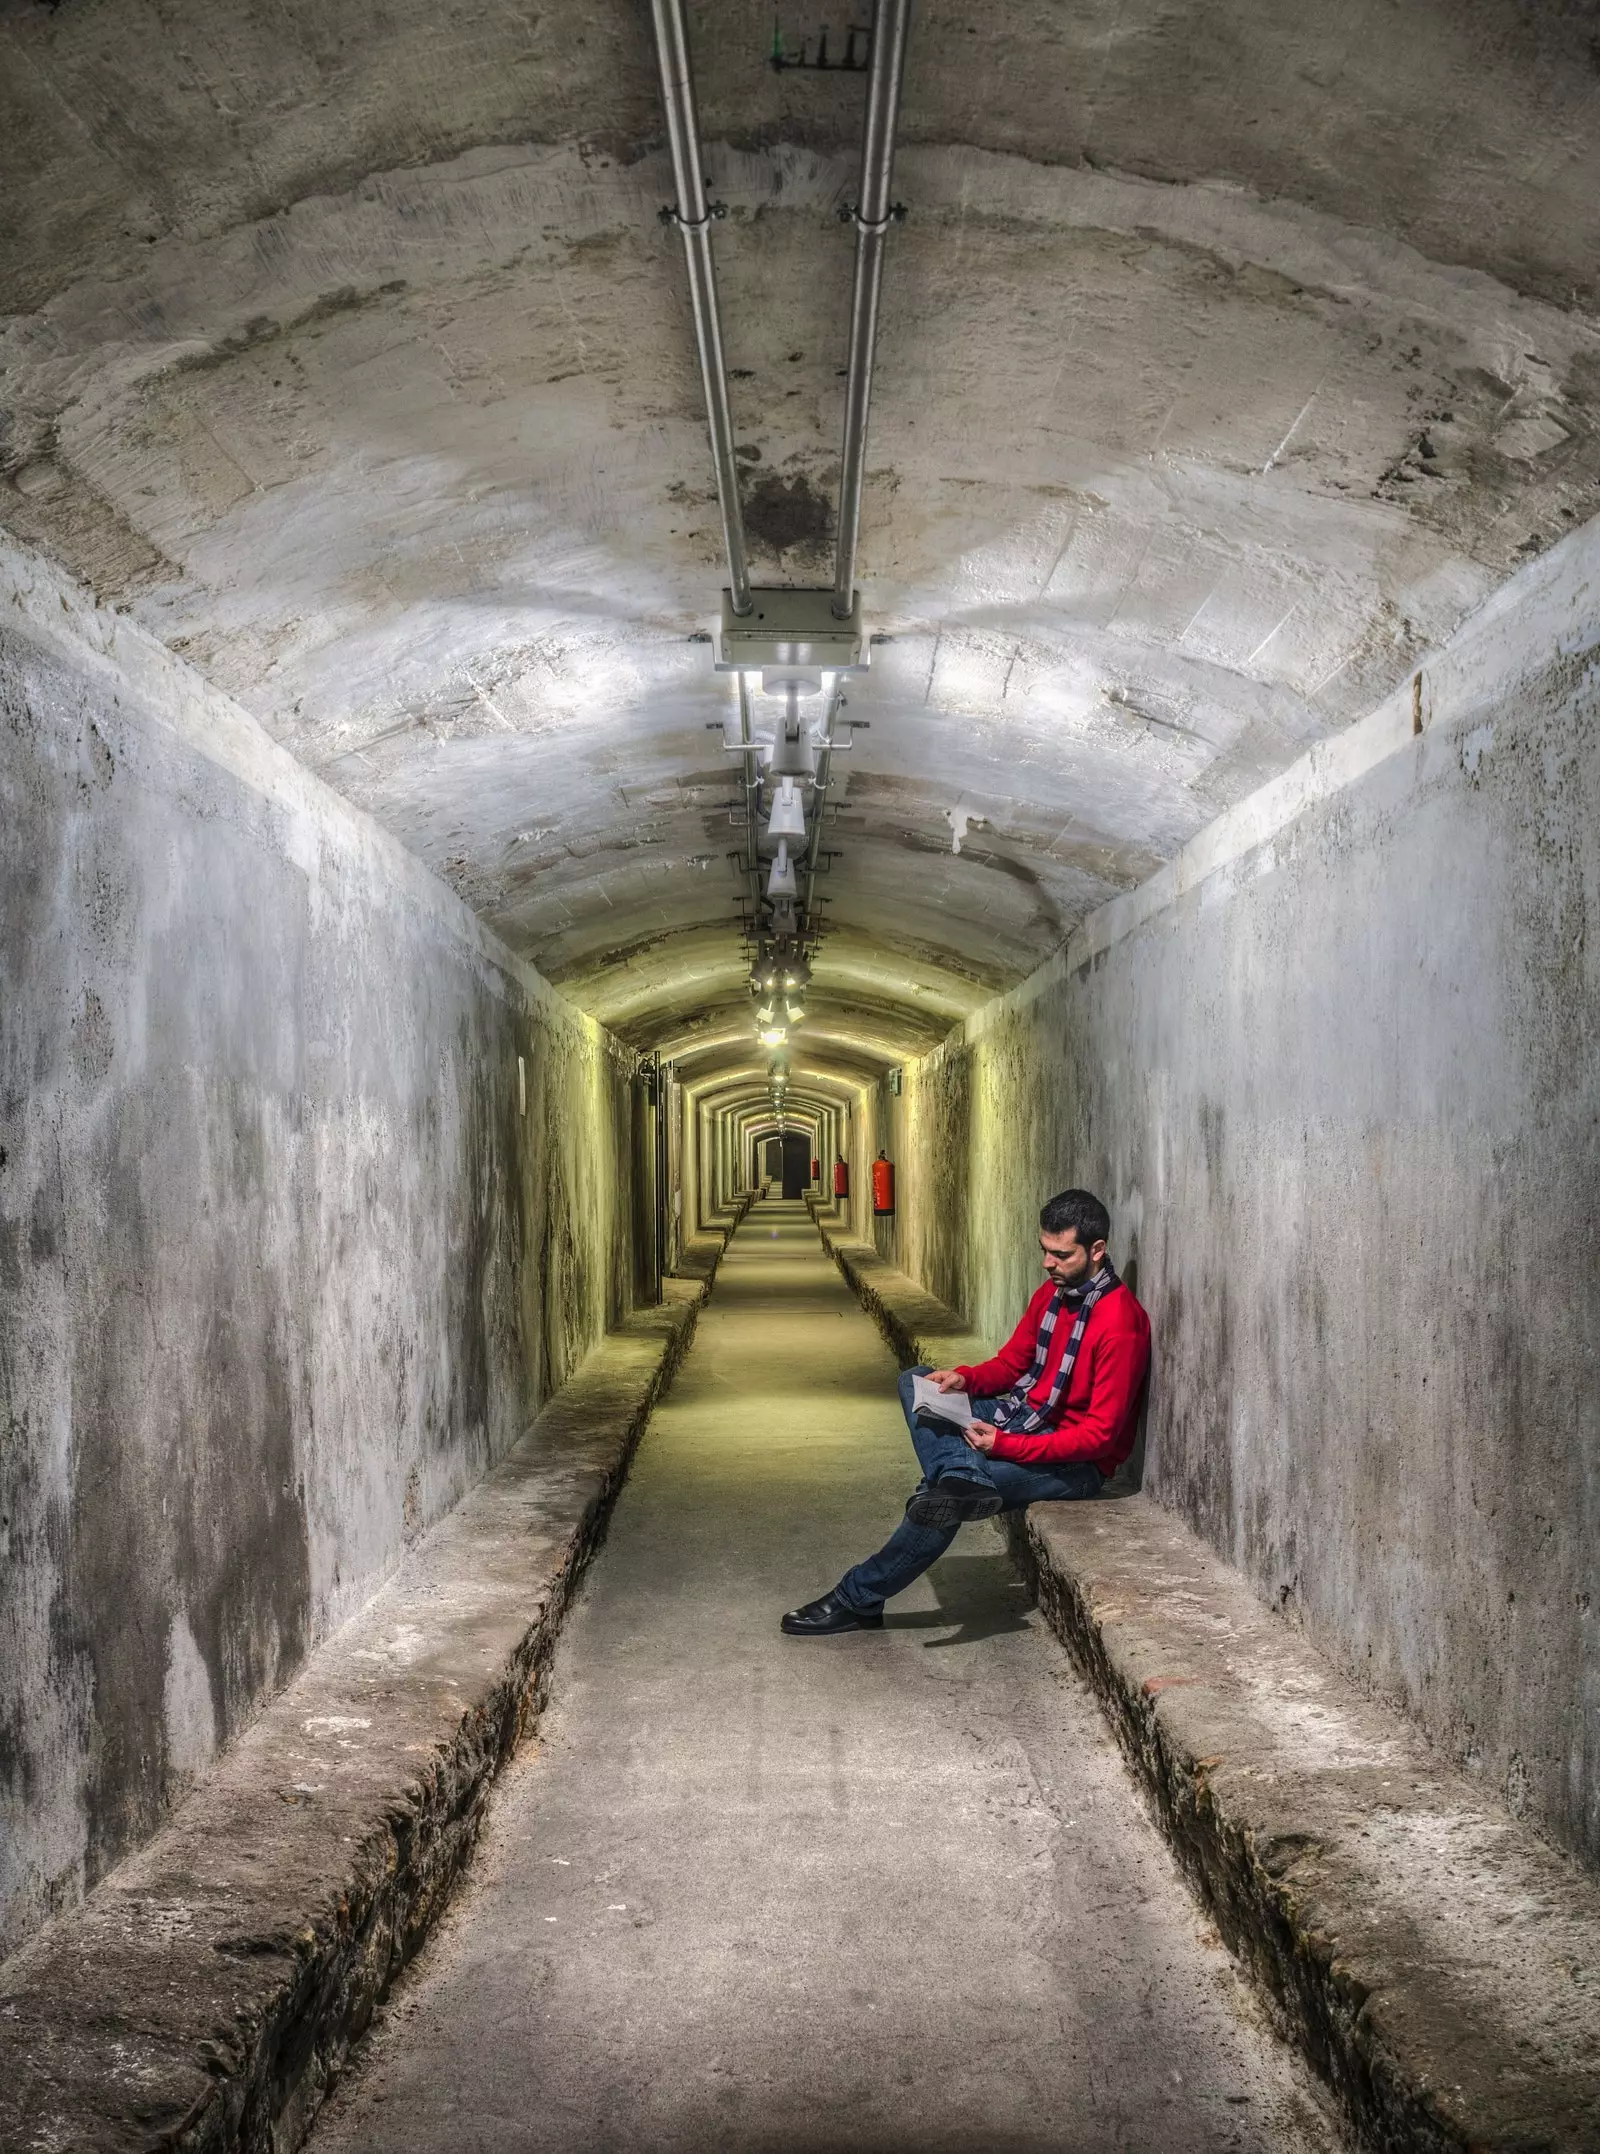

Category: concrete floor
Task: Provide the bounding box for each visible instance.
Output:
[312,1203,1340,2154]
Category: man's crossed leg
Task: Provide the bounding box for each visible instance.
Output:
[781,1364,1103,1637]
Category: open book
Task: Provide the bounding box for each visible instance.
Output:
[910,1374,973,1432]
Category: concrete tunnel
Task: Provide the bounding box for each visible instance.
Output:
[1,0,1598,2146]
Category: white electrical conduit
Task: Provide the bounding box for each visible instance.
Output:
[832,0,913,618]
[650,0,753,614]
[801,678,846,932]
[736,674,765,924]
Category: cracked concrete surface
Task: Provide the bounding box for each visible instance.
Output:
[5,0,1600,1089]
[309,1203,1342,2153]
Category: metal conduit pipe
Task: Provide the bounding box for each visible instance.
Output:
[832,0,913,619]
[801,679,846,934]
[737,673,765,921]
[650,0,753,614]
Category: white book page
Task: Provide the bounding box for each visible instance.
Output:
[911,1373,973,1427]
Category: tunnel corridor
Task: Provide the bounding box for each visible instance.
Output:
[4,0,1600,2146]
[310,1202,1335,2154]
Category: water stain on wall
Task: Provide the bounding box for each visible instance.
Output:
[0,611,643,1953]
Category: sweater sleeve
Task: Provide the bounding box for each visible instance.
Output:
[954,1287,1049,1397]
[987,1313,1149,1469]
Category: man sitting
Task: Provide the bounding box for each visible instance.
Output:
[782,1188,1151,1636]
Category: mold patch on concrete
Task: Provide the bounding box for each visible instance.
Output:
[741,466,833,563]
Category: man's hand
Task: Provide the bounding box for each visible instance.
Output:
[926,1368,968,1392]
[964,1420,999,1454]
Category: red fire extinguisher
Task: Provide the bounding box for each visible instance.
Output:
[833,1156,849,1199]
[872,1151,895,1215]
[811,1156,820,1184]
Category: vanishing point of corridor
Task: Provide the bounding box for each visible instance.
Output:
[312,1204,1334,2154]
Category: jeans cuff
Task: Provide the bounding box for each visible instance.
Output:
[834,1581,882,1615]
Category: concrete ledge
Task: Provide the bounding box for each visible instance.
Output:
[806,1211,987,1372]
[810,1215,1600,2153]
[1014,1503,1600,2153]
[673,1240,721,1288]
[673,1197,752,1290]
[0,1254,728,2154]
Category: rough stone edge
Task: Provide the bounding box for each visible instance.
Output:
[804,1206,1595,2154]
[1001,1514,1452,2154]
[238,1288,708,2154]
[0,1224,742,2154]
[806,1205,988,1372]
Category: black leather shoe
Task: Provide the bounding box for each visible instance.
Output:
[905,1475,1004,1529]
[781,1592,884,1636]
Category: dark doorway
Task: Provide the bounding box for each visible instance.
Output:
[780,1132,810,1199]
[763,1137,782,1182]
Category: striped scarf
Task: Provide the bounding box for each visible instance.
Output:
[992,1262,1119,1434]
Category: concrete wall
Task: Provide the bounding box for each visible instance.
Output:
[0,544,641,1955]
[887,525,1600,1866]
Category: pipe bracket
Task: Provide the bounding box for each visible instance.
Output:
[837,201,908,232]
[659,201,729,228]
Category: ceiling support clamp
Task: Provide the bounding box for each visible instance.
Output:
[837,201,908,232]
[658,200,729,229]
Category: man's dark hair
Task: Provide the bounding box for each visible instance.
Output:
[1039,1188,1110,1248]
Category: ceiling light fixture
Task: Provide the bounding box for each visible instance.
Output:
[766,775,807,839]
[767,839,798,901]
[765,722,818,783]
[765,681,821,783]
[759,1024,788,1048]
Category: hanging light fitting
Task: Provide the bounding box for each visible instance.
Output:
[767,839,798,901]
[766,775,807,839]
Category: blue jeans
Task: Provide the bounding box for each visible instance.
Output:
[834,1365,1105,1613]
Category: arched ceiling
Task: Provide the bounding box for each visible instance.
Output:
[5,0,1599,1092]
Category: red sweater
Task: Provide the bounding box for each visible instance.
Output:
[956,1279,1151,1472]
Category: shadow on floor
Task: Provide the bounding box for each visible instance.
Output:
[884,1547,1034,1648]
[661,2129,1072,2153]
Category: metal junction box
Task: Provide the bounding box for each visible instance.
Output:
[716,588,867,674]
